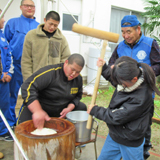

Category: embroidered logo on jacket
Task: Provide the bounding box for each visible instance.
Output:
[136,50,147,60]
[70,88,78,94]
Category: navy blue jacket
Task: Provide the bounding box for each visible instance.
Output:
[90,64,153,147]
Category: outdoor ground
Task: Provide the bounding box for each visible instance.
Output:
[16,85,160,155]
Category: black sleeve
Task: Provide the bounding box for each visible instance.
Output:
[90,90,152,125]
[21,66,56,106]
[101,63,112,82]
[108,45,119,66]
[150,40,160,76]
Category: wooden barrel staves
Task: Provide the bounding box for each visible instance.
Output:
[14,118,76,160]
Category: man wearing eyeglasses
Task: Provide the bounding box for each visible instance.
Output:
[4,0,39,129]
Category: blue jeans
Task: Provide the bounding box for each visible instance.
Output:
[98,134,145,160]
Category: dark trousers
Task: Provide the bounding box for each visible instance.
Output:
[17,102,87,125]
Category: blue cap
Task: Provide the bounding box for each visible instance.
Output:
[121,15,141,27]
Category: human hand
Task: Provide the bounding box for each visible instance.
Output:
[59,103,75,118]
[97,58,106,67]
[5,75,11,82]
[32,110,51,129]
[111,65,114,69]
[59,108,70,118]
[1,72,7,83]
[87,104,95,114]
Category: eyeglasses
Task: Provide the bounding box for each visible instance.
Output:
[22,4,35,9]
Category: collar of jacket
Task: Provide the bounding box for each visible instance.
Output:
[117,68,144,92]
[61,63,69,82]
[37,23,62,39]
[20,14,37,22]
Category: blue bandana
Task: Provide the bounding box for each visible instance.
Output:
[121,15,141,27]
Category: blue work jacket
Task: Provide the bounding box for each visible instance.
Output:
[4,14,39,63]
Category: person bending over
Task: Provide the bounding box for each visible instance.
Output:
[17,53,86,129]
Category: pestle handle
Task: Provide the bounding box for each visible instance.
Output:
[86,40,108,129]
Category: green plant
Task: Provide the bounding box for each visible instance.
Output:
[154,100,160,118]
[98,89,102,93]
[141,0,160,45]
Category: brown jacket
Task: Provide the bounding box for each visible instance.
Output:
[21,24,71,81]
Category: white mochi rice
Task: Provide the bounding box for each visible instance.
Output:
[31,128,57,136]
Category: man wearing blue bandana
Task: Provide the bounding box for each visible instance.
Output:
[4,0,39,128]
[109,15,160,159]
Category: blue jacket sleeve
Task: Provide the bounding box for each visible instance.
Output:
[0,50,2,79]
[4,21,14,43]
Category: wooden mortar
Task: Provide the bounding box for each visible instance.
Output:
[14,118,75,160]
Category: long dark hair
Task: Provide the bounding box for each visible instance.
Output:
[112,56,160,95]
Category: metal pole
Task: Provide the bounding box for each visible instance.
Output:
[0,109,29,160]
[0,0,14,20]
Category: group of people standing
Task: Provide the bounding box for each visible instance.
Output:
[0,0,39,143]
[0,0,76,158]
[0,0,160,160]
[0,0,72,137]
